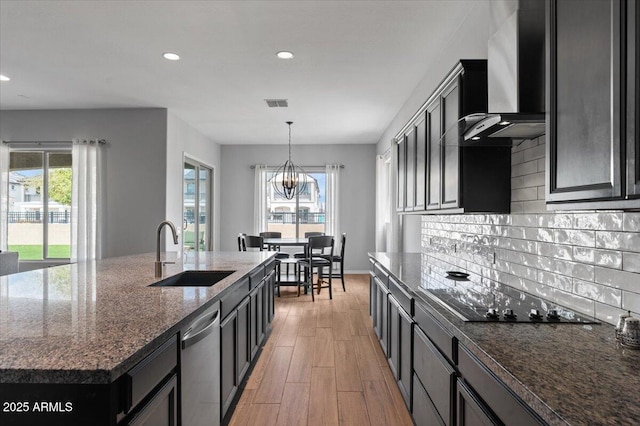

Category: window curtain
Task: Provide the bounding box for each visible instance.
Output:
[253,165,268,234]
[71,139,104,262]
[325,164,341,245]
[0,142,9,251]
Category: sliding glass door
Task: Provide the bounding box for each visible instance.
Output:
[183,159,212,252]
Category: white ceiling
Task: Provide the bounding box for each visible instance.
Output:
[0,0,483,145]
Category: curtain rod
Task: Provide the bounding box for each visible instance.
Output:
[250,164,344,169]
[2,139,107,145]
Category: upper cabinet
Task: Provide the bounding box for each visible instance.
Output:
[396,60,511,214]
[546,0,640,209]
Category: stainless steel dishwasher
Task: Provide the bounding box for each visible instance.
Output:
[181,301,220,426]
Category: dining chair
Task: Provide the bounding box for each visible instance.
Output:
[293,231,325,259]
[241,235,263,251]
[237,233,246,251]
[329,233,346,291]
[297,235,334,301]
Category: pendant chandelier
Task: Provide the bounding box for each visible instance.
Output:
[273,121,307,200]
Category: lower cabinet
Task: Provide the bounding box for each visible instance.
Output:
[125,375,178,426]
[456,379,500,426]
[221,262,276,421]
[457,346,545,426]
[413,326,456,426]
[388,294,413,409]
[413,373,446,426]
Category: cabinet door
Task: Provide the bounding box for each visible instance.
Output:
[370,274,379,337]
[548,0,624,202]
[249,281,264,360]
[236,296,251,384]
[456,379,500,426]
[397,138,406,211]
[415,116,427,211]
[126,375,178,426]
[413,373,445,426]
[374,277,389,355]
[426,98,442,210]
[405,127,416,210]
[388,295,400,380]
[220,311,237,417]
[414,326,456,426]
[629,0,640,197]
[267,270,275,324]
[397,302,413,409]
[441,78,460,210]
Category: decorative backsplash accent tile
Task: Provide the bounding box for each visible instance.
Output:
[420,136,640,325]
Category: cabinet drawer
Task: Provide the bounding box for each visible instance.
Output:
[413,326,456,426]
[456,378,500,426]
[221,277,250,320]
[414,302,456,362]
[123,335,178,414]
[389,276,413,316]
[412,373,445,426]
[374,263,389,286]
[264,259,276,274]
[458,346,544,426]
[249,267,264,289]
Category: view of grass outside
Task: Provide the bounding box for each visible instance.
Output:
[8,245,70,260]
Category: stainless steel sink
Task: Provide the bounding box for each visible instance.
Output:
[149,270,236,287]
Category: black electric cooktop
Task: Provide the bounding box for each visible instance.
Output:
[417,272,599,324]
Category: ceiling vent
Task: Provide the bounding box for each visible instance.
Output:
[265,99,288,108]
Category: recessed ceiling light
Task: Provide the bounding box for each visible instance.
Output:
[471,136,481,141]
[276,51,294,59]
[0,74,10,81]
[163,52,180,61]
[499,121,510,125]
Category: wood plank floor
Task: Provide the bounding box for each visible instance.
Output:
[229,274,413,426]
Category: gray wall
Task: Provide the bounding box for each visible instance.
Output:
[0,108,168,259]
[220,144,376,272]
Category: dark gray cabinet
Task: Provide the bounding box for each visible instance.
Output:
[388,294,413,408]
[415,116,427,211]
[125,375,178,426]
[413,326,456,426]
[398,60,511,214]
[628,0,640,197]
[250,278,266,360]
[547,0,640,208]
[458,346,545,426]
[397,137,406,211]
[220,309,238,416]
[456,379,499,426]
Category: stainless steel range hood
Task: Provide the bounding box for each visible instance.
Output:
[463,0,545,144]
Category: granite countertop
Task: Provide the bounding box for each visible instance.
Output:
[0,251,275,385]
[369,252,640,426]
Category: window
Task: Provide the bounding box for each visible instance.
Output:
[8,150,72,260]
[266,168,326,238]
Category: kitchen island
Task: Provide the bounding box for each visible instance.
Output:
[369,252,640,426]
[0,251,276,425]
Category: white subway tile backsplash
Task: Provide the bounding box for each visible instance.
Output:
[420,136,639,326]
[594,249,623,269]
[573,279,621,306]
[574,212,623,231]
[623,213,640,232]
[623,252,640,273]
[594,267,640,292]
[622,290,640,314]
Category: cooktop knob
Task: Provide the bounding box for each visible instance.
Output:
[529,309,543,320]
[547,309,560,320]
[486,308,499,319]
[503,308,517,320]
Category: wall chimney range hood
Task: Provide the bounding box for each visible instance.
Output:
[462,0,545,144]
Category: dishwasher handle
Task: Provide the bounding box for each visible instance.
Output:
[182,309,219,349]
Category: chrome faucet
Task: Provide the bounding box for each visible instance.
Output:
[155,220,179,278]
